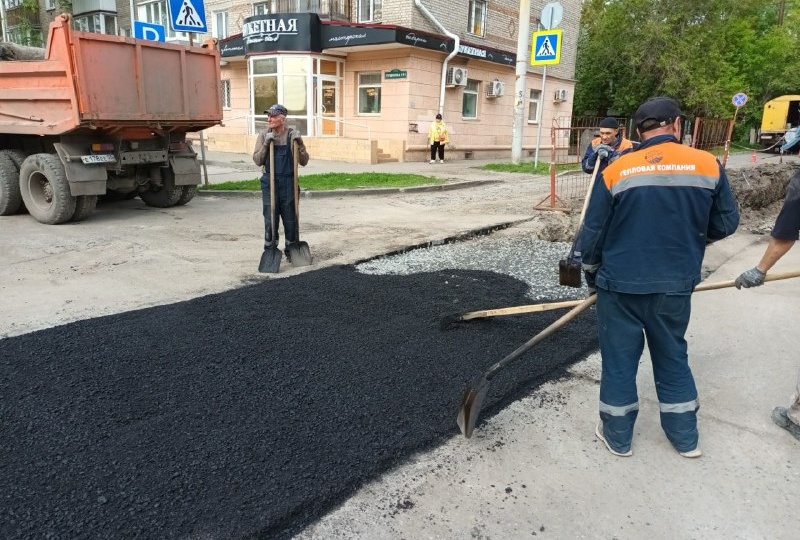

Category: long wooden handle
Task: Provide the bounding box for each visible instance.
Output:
[268,140,277,246]
[461,299,584,321]
[486,295,597,380]
[568,158,601,258]
[695,269,800,292]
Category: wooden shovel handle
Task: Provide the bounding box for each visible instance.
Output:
[695,269,800,292]
[461,299,584,321]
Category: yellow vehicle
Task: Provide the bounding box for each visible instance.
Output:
[760,95,800,149]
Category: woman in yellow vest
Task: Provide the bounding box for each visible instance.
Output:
[427,113,450,163]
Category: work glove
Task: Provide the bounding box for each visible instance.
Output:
[595,144,614,159]
[263,131,275,145]
[735,267,766,289]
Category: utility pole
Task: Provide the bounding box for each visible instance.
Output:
[511,0,532,164]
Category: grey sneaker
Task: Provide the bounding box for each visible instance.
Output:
[679,448,702,458]
[595,421,632,457]
[772,407,800,441]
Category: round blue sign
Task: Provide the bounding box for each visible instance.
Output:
[732,92,748,107]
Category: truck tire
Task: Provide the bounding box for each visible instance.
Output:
[175,185,197,206]
[2,149,27,170]
[71,195,98,222]
[0,153,21,215]
[139,167,182,208]
[19,153,76,224]
[2,150,30,214]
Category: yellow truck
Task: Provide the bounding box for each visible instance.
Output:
[760,95,800,149]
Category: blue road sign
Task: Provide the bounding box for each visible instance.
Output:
[168,0,207,33]
[531,29,562,66]
[732,92,748,107]
[133,21,166,42]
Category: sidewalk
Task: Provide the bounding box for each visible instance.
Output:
[198,148,800,186]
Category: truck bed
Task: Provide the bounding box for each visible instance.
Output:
[0,14,222,136]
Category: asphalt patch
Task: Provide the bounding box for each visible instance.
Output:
[0,266,597,540]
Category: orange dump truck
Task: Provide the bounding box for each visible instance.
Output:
[0,14,222,224]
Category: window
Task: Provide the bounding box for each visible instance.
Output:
[74,13,118,35]
[528,89,541,123]
[251,56,311,134]
[45,0,57,10]
[139,1,187,40]
[253,2,275,15]
[5,25,43,46]
[468,0,487,37]
[212,11,228,39]
[221,79,231,109]
[462,80,479,119]
[358,0,376,22]
[3,0,23,8]
[357,72,381,114]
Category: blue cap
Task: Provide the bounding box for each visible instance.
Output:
[265,104,288,116]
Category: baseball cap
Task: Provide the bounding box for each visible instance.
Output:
[265,104,288,116]
[634,97,682,132]
[598,117,619,129]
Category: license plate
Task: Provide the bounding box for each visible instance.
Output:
[81,154,116,164]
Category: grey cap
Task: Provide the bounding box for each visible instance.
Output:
[265,104,288,116]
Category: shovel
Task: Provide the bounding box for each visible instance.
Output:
[284,139,312,266]
[558,158,601,287]
[439,298,584,331]
[456,268,800,438]
[258,140,282,273]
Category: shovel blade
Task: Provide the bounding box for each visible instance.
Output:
[258,247,283,273]
[456,376,490,438]
[558,258,582,288]
[286,241,312,267]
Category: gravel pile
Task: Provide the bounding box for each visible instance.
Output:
[357,235,590,301]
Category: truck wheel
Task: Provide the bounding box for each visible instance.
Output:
[71,195,98,222]
[2,149,27,170]
[175,185,197,206]
[139,167,182,208]
[19,153,76,225]
[0,153,21,215]
[0,150,29,214]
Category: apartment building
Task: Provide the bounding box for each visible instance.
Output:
[0,0,580,162]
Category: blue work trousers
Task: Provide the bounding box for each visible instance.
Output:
[260,173,298,250]
[596,288,699,453]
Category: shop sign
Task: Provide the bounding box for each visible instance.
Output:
[242,14,320,53]
[385,69,407,79]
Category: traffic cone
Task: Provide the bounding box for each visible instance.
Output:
[751,149,757,163]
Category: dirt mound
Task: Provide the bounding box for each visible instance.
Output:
[727,162,800,233]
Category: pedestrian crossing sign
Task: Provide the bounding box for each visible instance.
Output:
[531,29,562,66]
[168,0,207,33]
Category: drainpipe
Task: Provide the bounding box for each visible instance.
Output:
[414,0,459,115]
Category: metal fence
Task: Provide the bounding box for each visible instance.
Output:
[534,115,734,212]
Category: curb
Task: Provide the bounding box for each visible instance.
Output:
[197,179,501,199]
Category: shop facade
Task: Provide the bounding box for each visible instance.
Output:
[205,11,576,163]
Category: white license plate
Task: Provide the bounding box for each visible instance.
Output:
[81,154,116,164]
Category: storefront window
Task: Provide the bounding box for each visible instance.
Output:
[462,80,479,119]
[528,89,541,123]
[254,77,278,118]
[252,58,278,75]
[358,72,381,114]
[283,76,308,115]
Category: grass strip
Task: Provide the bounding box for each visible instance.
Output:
[202,172,443,192]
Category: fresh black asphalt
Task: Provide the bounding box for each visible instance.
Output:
[0,266,598,540]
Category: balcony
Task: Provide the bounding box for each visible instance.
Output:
[3,4,41,28]
[259,0,352,22]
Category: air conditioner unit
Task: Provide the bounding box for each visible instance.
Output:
[486,80,505,98]
[446,67,468,87]
[554,88,568,102]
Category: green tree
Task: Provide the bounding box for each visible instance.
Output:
[575,0,800,136]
